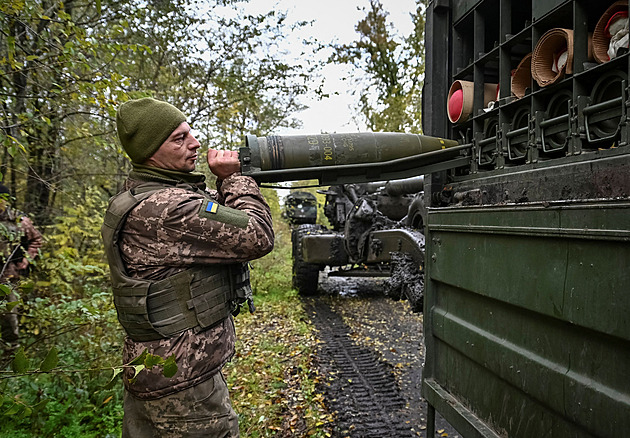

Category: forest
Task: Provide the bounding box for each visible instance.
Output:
[0,0,426,436]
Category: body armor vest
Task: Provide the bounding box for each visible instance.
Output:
[101,182,253,342]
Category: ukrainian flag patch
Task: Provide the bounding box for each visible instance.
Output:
[199,198,250,229]
[206,201,219,214]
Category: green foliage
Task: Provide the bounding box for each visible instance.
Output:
[38,346,58,372]
[0,283,10,296]
[0,0,138,224]
[126,348,178,382]
[330,0,428,132]
[250,190,293,295]
[0,187,122,436]
[37,187,109,295]
[0,294,176,436]
[10,347,27,373]
[0,283,124,437]
[1,0,315,224]
[0,377,123,438]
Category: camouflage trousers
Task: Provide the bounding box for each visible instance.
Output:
[122,371,239,438]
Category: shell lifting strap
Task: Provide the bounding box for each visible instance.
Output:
[101,183,240,341]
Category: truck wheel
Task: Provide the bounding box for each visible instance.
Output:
[292,224,323,295]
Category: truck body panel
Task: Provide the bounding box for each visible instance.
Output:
[422,1,630,436]
[423,198,630,437]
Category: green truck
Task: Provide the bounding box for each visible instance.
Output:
[422,1,629,436]
[241,0,630,435]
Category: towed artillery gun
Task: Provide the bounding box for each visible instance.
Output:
[243,133,460,309]
[290,177,427,306]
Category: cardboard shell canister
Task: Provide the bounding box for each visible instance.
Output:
[593,0,628,63]
[511,53,532,98]
[447,80,498,123]
[532,28,575,87]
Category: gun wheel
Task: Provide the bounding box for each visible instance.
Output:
[292,224,324,295]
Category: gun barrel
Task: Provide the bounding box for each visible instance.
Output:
[361,176,425,196]
[384,176,425,196]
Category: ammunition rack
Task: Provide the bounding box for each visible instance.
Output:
[425,0,630,186]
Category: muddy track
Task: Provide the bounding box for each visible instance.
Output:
[302,276,459,438]
[304,297,416,438]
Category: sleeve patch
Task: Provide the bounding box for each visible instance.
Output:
[199,199,250,229]
[205,201,219,214]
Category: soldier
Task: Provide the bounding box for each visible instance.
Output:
[102,97,274,437]
[0,184,43,348]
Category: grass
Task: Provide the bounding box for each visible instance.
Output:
[225,223,333,437]
[226,289,332,437]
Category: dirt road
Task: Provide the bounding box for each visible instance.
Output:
[302,275,459,438]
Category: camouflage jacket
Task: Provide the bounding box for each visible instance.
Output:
[117,171,274,399]
[0,206,43,282]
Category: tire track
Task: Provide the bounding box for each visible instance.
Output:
[304,297,417,438]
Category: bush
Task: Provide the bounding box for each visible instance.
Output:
[0,189,124,437]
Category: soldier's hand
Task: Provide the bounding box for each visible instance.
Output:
[207,149,240,180]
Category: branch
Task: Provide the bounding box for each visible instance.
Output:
[59,128,116,147]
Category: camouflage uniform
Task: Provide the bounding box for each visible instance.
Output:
[114,169,274,437]
[0,206,42,344]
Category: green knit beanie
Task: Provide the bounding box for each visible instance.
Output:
[116,97,187,164]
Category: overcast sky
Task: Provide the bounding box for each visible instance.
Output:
[238,0,417,135]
